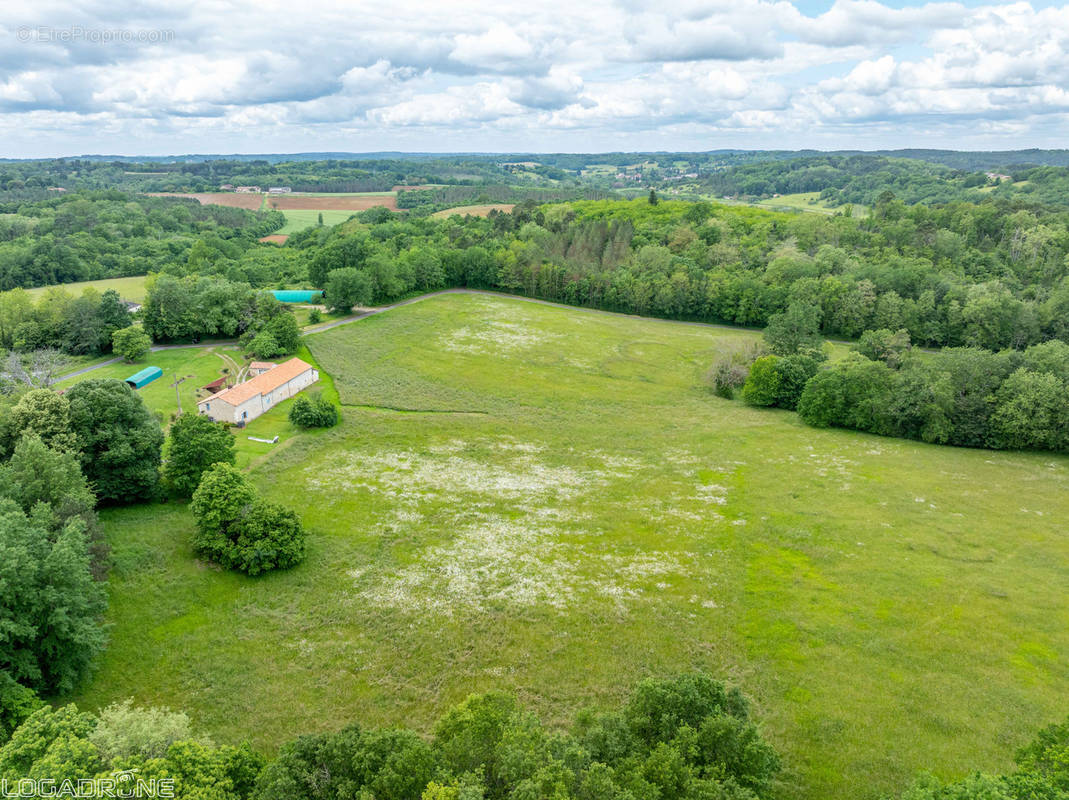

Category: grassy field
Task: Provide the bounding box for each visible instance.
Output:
[751,192,839,214]
[55,345,245,423]
[710,192,867,218]
[26,275,148,302]
[275,209,359,235]
[73,294,1069,800]
[431,203,516,218]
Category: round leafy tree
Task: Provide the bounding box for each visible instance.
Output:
[111,326,152,363]
[247,330,281,360]
[190,463,306,575]
[288,394,339,428]
[228,501,306,576]
[163,413,236,497]
[64,379,164,505]
[9,389,78,452]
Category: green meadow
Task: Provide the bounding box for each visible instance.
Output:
[274,209,359,235]
[74,294,1069,800]
[25,275,149,302]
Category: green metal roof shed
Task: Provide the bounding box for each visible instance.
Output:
[124,366,162,389]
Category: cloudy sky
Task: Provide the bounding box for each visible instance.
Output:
[0,0,1067,157]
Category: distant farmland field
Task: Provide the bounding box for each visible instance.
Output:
[266,192,397,211]
[145,192,265,209]
[430,203,515,218]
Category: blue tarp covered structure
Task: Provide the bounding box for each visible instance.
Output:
[124,366,162,389]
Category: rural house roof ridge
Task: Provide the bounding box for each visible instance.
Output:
[204,357,313,407]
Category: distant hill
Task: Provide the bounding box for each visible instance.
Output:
[2,149,1068,170]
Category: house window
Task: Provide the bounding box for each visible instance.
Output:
[242,411,247,419]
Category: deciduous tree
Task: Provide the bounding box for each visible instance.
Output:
[111,326,151,363]
[162,413,235,497]
[65,379,164,504]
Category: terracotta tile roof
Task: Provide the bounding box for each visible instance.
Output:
[249,361,277,370]
[201,357,314,407]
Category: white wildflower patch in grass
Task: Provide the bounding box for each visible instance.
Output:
[355,517,690,614]
[306,448,608,503]
[609,552,688,580]
[441,319,561,355]
[664,448,701,467]
[303,437,701,614]
[587,451,650,475]
[773,450,858,480]
[492,440,545,454]
[695,483,729,505]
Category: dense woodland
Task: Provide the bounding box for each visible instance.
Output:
[692,155,1069,208]
[0,192,283,288]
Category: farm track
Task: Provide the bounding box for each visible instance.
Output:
[57,287,863,382]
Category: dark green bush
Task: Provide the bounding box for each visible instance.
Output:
[288,394,339,428]
[190,464,306,576]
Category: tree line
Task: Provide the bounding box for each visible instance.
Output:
[736,314,1069,454]
[1,673,781,800]
[2,669,1067,800]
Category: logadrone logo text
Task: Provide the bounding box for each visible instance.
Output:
[0,769,175,798]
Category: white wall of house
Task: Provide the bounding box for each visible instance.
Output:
[197,367,319,425]
[198,397,238,423]
[233,395,264,423]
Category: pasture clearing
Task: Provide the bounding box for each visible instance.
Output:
[273,208,358,235]
[430,203,516,218]
[25,274,149,302]
[74,294,1069,800]
[717,192,867,218]
[752,192,839,214]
